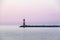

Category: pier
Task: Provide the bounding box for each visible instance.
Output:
[20,19,60,27]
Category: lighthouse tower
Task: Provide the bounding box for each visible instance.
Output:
[23,19,25,26]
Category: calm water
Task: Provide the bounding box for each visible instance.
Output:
[0,25,60,40]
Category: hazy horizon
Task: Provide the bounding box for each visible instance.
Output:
[0,0,60,25]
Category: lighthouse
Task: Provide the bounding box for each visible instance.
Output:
[23,19,25,26]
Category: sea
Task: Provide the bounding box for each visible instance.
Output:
[0,25,60,40]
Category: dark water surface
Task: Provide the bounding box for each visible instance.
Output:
[0,25,60,40]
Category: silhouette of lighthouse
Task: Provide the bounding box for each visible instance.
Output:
[23,19,25,26]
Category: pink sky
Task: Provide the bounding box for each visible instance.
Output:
[0,0,60,25]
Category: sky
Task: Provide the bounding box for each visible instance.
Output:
[0,0,60,25]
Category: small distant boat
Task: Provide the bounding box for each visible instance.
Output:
[20,19,60,28]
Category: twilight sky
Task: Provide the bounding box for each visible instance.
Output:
[0,0,60,25]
